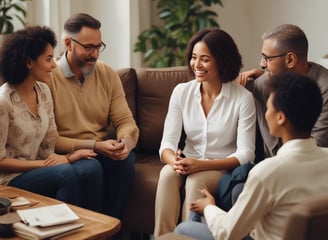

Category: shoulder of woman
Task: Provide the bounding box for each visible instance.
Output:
[35,81,51,93]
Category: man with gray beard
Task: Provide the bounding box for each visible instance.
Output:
[46,13,139,224]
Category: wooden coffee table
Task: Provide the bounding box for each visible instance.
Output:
[0,185,121,240]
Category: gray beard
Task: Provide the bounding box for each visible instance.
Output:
[81,66,95,78]
[77,61,96,78]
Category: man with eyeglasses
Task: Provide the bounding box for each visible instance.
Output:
[238,24,328,158]
[175,72,328,240]
[219,24,328,214]
[45,13,139,224]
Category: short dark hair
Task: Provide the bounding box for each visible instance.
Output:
[0,26,57,85]
[267,72,322,133]
[185,28,242,83]
[262,24,308,61]
[64,13,101,35]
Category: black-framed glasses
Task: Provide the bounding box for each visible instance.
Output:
[70,38,106,53]
[261,52,288,63]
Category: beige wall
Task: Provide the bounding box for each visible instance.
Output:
[27,0,138,69]
[144,0,328,70]
[212,0,328,70]
[26,0,328,70]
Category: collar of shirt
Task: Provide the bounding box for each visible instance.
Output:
[307,61,321,80]
[276,138,317,156]
[57,52,75,79]
[192,80,232,100]
[57,52,85,86]
[6,81,42,100]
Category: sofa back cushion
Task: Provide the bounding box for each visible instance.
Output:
[107,68,137,140]
[135,67,193,153]
[116,68,137,119]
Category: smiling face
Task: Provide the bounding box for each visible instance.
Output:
[67,26,103,77]
[190,41,220,84]
[261,38,289,78]
[28,44,56,83]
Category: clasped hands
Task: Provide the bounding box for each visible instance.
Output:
[46,138,133,166]
[172,153,198,175]
[94,138,133,160]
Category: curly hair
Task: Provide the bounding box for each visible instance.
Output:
[185,28,243,83]
[0,25,57,85]
[267,72,322,133]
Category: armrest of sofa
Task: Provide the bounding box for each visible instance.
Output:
[282,194,328,240]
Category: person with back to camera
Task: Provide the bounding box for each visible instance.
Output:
[0,26,103,211]
[174,72,328,240]
[229,24,328,208]
[46,13,139,220]
[153,28,256,237]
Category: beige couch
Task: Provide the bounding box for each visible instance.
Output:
[115,67,193,237]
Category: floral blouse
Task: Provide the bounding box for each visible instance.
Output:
[0,81,57,185]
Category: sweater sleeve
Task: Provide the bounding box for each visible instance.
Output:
[106,65,139,147]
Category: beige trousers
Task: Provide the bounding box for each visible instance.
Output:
[154,164,225,237]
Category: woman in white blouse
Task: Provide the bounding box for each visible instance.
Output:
[0,26,103,212]
[154,29,256,237]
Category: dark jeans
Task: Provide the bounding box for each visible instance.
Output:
[231,182,245,205]
[96,151,135,219]
[9,159,103,211]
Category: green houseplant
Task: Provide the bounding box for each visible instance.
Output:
[0,0,27,34]
[134,0,223,67]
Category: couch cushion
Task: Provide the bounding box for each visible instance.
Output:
[123,153,164,233]
[108,68,137,139]
[116,68,137,119]
[135,67,193,153]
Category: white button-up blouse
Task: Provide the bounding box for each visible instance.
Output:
[159,80,256,165]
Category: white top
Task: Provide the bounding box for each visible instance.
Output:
[159,80,256,164]
[204,138,328,240]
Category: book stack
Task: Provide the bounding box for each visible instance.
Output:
[13,203,83,240]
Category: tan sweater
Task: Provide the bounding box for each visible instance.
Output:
[48,59,139,153]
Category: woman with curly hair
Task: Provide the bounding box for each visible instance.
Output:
[0,26,103,212]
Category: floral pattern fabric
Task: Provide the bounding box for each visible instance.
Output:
[0,81,57,185]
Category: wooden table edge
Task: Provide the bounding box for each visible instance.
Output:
[0,185,121,240]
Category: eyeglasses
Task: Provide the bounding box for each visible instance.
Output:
[261,52,288,63]
[70,38,106,53]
